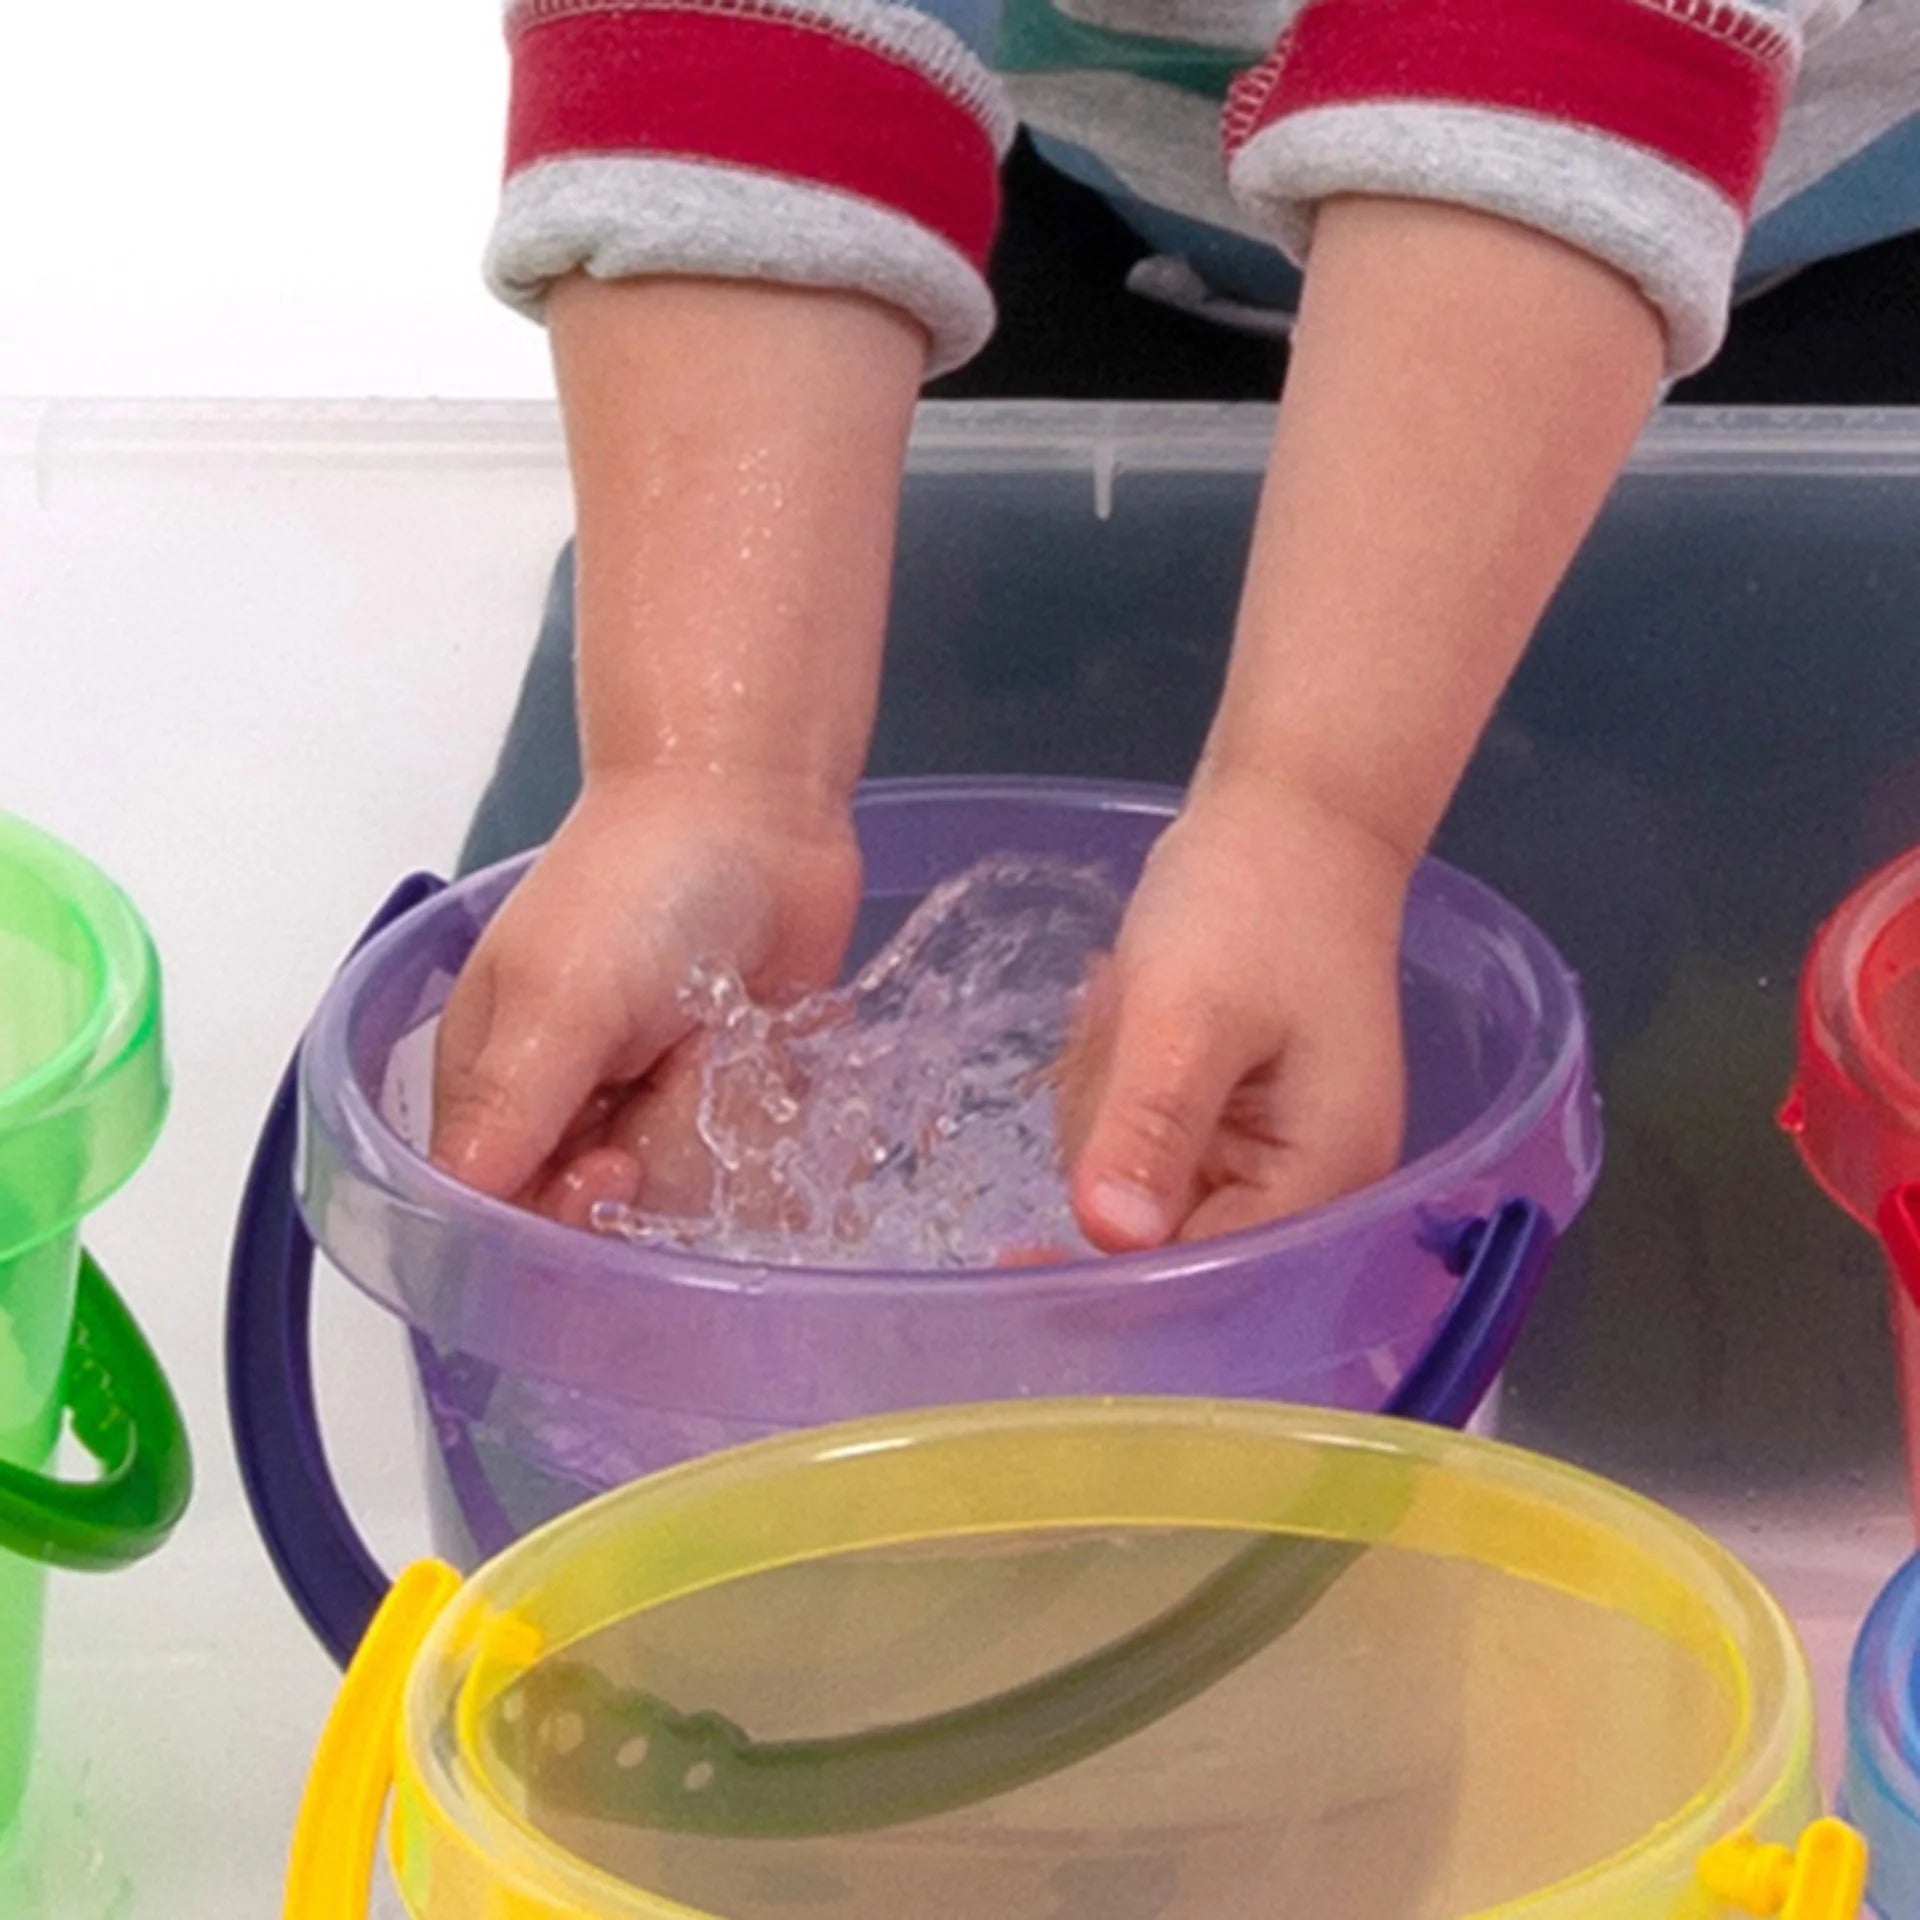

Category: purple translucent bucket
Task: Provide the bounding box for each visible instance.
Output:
[228,779,1598,1665]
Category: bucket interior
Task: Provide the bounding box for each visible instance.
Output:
[345,786,1587,1184]
[394,1404,1812,1920]
[313,784,1593,1318]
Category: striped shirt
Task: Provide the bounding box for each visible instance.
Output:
[490,0,1920,377]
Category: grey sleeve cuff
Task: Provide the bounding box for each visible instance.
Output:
[1229,101,1750,375]
[487,158,997,377]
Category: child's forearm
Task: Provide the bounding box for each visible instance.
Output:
[1203,196,1666,864]
[551,275,927,818]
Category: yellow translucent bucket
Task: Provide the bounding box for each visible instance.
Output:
[286,1401,1863,1920]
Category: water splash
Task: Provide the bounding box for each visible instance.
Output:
[593,857,1123,1269]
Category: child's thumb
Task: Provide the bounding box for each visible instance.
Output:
[1069,982,1246,1253]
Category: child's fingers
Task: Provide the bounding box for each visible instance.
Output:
[431,952,617,1201]
[1179,1016,1405,1242]
[1067,972,1256,1253]
[553,1085,624,1160]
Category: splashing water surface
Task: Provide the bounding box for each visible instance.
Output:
[592,857,1123,1269]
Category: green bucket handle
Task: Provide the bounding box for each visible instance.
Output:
[0,1251,191,1571]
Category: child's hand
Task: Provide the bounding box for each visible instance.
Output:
[432,275,921,1222]
[1052,198,1663,1251]
[431,770,859,1220]
[1059,776,1407,1250]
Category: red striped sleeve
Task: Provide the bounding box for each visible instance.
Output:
[506,2,1001,275]
[1224,0,1797,214]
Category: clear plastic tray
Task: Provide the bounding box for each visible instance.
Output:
[6,399,1920,1914]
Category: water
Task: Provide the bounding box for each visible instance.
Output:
[592,856,1123,1270]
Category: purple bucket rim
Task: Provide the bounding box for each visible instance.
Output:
[300,776,1591,1304]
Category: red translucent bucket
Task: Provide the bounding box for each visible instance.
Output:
[1786,844,1920,1521]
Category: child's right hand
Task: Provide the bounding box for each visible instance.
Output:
[430,769,860,1223]
[430,275,920,1222]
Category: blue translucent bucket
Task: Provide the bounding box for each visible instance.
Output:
[1845,1555,1920,1916]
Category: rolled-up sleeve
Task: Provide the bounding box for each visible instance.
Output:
[1223,0,1836,373]
[488,0,1017,375]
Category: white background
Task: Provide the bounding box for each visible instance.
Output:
[0,5,557,1904]
[0,403,574,1915]
[0,1,549,398]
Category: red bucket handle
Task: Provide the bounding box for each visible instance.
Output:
[1879,1183,1920,1312]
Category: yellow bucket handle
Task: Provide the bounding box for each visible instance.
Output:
[286,1563,1868,1920]
[1699,1819,1869,1919]
[285,1560,463,1920]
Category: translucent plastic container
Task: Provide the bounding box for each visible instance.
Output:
[0,814,191,1854]
[18,397,1920,1920]
[1787,847,1920,1522]
[285,1399,1864,1920]
[228,779,1598,1666]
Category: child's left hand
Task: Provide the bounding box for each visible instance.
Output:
[1052,199,1665,1251]
[1057,773,1408,1251]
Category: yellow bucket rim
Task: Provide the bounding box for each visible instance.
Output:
[390,1399,1820,1920]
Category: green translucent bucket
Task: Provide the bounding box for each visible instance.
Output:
[0,813,191,1848]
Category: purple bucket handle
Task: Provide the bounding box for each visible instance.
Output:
[225,871,445,1667]
[227,875,1557,1669]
